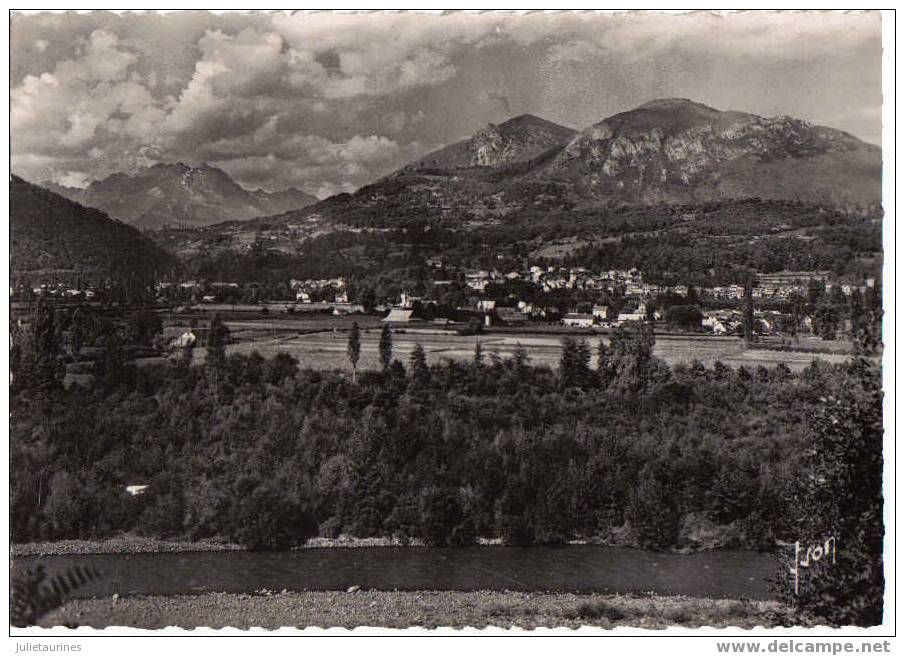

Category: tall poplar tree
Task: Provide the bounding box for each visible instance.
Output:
[347,321,361,383]
[378,324,393,371]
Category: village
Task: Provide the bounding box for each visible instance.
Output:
[21,260,877,342]
[160,261,877,338]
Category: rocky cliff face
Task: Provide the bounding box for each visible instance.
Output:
[381,99,880,211]
[469,124,507,166]
[411,114,577,171]
[538,99,880,205]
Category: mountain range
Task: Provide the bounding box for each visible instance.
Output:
[20,99,882,238]
[44,162,318,230]
[296,98,879,227]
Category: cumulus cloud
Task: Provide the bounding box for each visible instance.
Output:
[162,28,287,138]
[10,11,882,193]
[273,11,503,98]
[11,27,166,169]
[511,10,880,61]
[10,16,448,192]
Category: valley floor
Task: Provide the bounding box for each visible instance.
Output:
[35,590,799,631]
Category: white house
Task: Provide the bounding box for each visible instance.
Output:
[465,271,489,292]
[562,313,595,328]
[703,315,729,335]
[399,292,422,308]
[617,311,646,324]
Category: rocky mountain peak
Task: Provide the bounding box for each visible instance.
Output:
[31,161,317,229]
[379,98,879,209]
[535,99,879,205]
[410,114,576,171]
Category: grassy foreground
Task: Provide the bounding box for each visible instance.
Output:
[37,590,798,630]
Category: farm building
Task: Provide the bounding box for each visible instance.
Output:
[758,270,830,286]
[495,307,528,326]
[617,311,646,324]
[562,313,595,328]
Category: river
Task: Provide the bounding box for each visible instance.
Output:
[12,546,778,600]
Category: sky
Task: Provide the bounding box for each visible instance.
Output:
[11,10,883,198]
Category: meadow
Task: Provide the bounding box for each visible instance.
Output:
[197,322,851,372]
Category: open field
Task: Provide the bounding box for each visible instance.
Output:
[35,590,795,630]
[189,325,851,371]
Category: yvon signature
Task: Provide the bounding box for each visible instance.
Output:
[789,536,837,595]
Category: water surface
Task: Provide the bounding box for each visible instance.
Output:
[12,546,777,599]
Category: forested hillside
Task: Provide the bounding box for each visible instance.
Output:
[10,176,174,294]
[167,198,881,304]
[9,320,879,554]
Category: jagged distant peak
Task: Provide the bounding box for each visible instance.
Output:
[44,160,317,229]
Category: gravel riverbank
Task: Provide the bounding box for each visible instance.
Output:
[10,537,243,557]
[37,590,796,630]
[11,536,426,556]
[11,519,748,555]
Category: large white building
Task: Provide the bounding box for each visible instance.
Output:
[562,313,595,328]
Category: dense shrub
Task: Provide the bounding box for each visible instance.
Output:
[775,358,884,626]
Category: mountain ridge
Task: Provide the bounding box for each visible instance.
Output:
[28,99,882,237]
[531,99,879,206]
[38,162,318,230]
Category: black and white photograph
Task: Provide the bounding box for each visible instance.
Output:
[7,7,893,642]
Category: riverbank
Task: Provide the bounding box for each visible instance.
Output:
[10,536,243,557]
[11,514,756,555]
[11,535,425,556]
[36,590,798,630]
